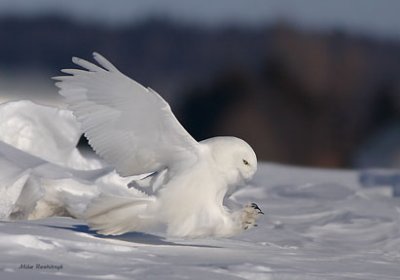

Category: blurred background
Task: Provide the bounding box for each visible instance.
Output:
[0,0,399,169]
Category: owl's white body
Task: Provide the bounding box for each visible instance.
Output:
[54,53,262,238]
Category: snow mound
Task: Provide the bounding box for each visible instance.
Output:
[0,101,137,221]
[0,100,100,170]
[0,233,56,250]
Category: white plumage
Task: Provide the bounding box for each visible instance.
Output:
[54,53,263,238]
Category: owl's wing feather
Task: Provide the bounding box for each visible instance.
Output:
[54,52,199,176]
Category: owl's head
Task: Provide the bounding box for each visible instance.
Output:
[201,136,257,184]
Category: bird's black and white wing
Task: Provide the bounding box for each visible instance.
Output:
[54,53,199,177]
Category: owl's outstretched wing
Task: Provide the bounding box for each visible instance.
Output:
[54,52,199,176]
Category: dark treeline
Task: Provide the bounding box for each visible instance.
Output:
[0,16,266,94]
[1,16,400,167]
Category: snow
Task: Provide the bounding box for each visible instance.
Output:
[0,100,400,279]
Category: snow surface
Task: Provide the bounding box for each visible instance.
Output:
[0,101,400,279]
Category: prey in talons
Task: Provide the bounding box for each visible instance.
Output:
[241,203,264,230]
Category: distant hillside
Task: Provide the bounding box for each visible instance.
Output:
[0,16,267,97]
[1,16,400,167]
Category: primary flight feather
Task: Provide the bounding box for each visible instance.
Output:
[54,53,263,238]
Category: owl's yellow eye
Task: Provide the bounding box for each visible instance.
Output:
[243,159,249,166]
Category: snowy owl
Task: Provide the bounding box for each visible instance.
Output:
[54,53,263,238]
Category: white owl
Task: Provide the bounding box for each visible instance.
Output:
[54,53,263,238]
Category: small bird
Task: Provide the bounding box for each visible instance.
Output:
[54,53,263,238]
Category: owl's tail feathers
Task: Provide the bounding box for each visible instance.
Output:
[83,193,157,235]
